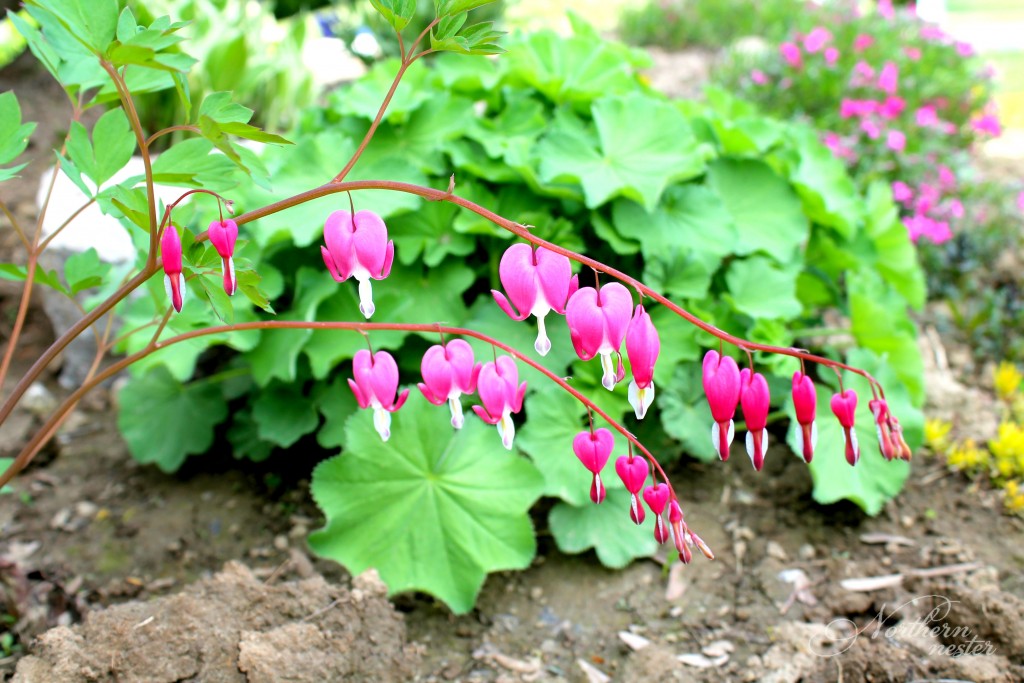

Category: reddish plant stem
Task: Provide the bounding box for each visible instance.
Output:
[227,179,883,390]
[0,267,157,428]
[0,322,685,515]
[0,252,38,391]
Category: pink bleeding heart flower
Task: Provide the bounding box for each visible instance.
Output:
[615,455,649,525]
[668,499,691,564]
[208,219,238,296]
[491,243,578,356]
[830,389,860,466]
[740,368,771,471]
[348,349,410,442]
[321,210,395,319]
[643,483,670,544]
[417,339,480,429]
[869,398,898,461]
[472,356,526,450]
[625,304,660,420]
[702,350,741,461]
[565,283,633,391]
[792,371,818,463]
[161,225,185,313]
[574,428,614,504]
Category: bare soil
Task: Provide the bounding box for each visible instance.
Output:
[2,47,1024,683]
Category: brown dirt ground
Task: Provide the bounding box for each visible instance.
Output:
[2,45,1024,683]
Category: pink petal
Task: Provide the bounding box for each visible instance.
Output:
[535,247,574,313]
[351,211,389,277]
[497,243,540,318]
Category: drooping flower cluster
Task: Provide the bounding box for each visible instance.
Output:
[155,202,913,573]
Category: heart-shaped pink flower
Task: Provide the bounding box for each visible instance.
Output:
[644,483,671,544]
[566,283,632,390]
[830,389,860,466]
[792,371,818,464]
[702,350,740,461]
[418,339,480,429]
[574,428,614,505]
[615,455,649,526]
[491,243,578,356]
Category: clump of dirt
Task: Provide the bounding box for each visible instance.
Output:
[12,562,420,682]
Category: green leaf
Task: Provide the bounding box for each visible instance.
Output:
[785,349,920,515]
[252,381,319,448]
[387,200,475,267]
[116,366,229,472]
[25,0,118,53]
[369,0,415,32]
[247,266,338,386]
[309,398,544,614]
[0,92,36,179]
[659,364,717,462]
[502,30,642,106]
[848,271,924,405]
[444,0,500,13]
[315,376,360,449]
[226,409,274,462]
[724,256,803,320]
[0,263,68,295]
[516,383,627,507]
[64,248,111,295]
[150,138,238,191]
[329,60,434,121]
[706,158,808,263]
[784,127,863,238]
[549,487,659,568]
[90,109,135,185]
[864,181,925,309]
[303,261,474,379]
[537,94,706,211]
[611,184,735,263]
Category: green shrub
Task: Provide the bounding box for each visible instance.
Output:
[619,0,806,50]
[111,15,926,611]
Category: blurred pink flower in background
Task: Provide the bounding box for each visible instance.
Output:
[904,214,952,244]
[803,27,832,53]
[903,46,922,61]
[750,69,768,85]
[823,132,856,160]
[854,60,875,80]
[824,47,840,66]
[878,62,899,95]
[880,96,906,119]
[854,34,875,52]
[841,99,877,118]
[1017,191,1024,214]
[938,165,957,190]
[971,112,1002,137]
[892,181,913,203]
[861,119,882,139]
[780,42,803,68]
[878,0,895,20]
[886,129,906,152]
[920,25,946,41]
[915,105,939,127]
[946,198,965,219]
[955,41,976,57]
